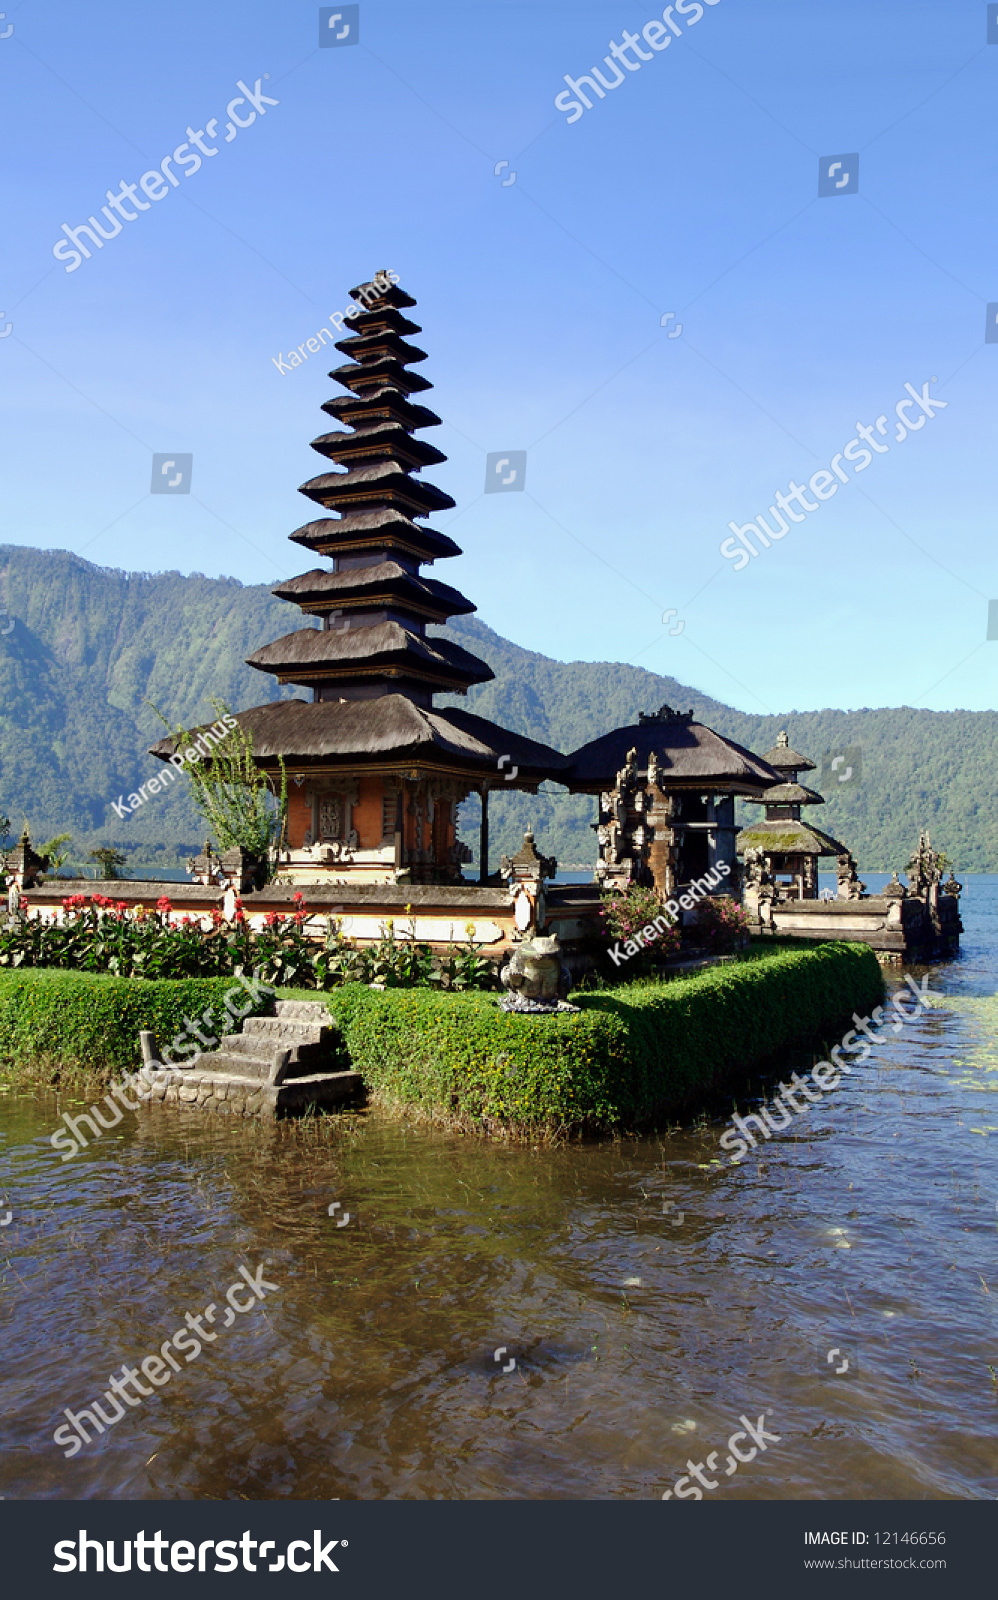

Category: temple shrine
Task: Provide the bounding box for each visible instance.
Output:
[735,731,849,901]
[154,273,569,888]
[136,271,962,962]
[563,705,779,897]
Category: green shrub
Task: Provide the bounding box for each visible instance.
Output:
[287,940,884,1135]
[0,942,884,1132]
[0,968,274,1080]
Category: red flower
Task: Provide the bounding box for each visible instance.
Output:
[156,896,172,914]
[264,911,284,929]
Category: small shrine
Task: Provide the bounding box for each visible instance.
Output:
[563,705,778,899]
[4,827,50,891]
[151,274,569,887]
[736,732,848,901]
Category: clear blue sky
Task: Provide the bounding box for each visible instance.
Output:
[2,0,996,715]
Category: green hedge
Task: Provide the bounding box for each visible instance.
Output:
[0,969,272,1080]
[0,944,884,1131]
[297,940,884,1134]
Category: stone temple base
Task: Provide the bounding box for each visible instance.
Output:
[148,1066,363,1119]
[145,999,364,1120]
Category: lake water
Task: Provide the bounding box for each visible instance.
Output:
[1,876,996,1501]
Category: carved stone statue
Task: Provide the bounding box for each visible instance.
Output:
[836,852,866,901]
[499,934,579,1013]
[906,830,945,896]
[500,830,557,939]
[743,847,770,888]
[5,828,49,890]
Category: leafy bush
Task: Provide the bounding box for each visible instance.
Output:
[688,895,751,953]
[0,969,275,1079]
[599,882,681,970]
[297,940,884,1134]
[151,699,288,862]
[0,894,499,992]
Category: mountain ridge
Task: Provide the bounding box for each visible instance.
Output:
[1,544,994,874]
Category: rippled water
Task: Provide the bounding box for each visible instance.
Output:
[2,877,997,1501]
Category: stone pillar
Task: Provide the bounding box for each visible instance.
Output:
[479,785,489,885]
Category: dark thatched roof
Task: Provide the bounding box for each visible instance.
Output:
[332,333,427,365]
[309,424,447,469]
[762,733,816,772]
[328,358,432,395]
[288,514,461,563]
[271,564,475,619]
[245,624,493,688]
[565,720,780,793]
[320,391,441,430]
[299,461,455,514]
[736,819,847,857]
[750,782,825,806]
[348,278,416,310]
[149,696,570,782]
[334,307,421,339]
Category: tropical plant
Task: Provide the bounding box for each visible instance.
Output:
[150,698,288,866]
[0,892,499,992]
[40,833,73,872]
[599,882,667,945]
[90,846,127,880]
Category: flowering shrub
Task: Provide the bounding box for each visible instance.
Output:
[689,895,750,953]
[0,894,498,992]
[599,883,681,964]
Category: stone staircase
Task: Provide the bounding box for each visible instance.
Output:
[143,999,363,1120]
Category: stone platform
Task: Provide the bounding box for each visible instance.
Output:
[746,891,962,962]
[145,999,363,1119]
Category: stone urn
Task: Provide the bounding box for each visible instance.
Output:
[499,934,579,1014]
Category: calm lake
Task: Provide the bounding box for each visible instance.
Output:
[2,874,996,1501]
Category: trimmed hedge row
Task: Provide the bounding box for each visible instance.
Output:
[303,940,884,1134]
[0,969,273,1080]
[0,943,883,1132]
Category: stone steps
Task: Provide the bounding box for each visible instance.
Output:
[143,993,363,1119]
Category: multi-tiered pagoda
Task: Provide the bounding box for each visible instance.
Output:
[736,731,846,899]
[163,273,568,886]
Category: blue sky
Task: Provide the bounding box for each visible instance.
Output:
[1,0,997,715]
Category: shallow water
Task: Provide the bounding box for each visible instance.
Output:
[1,876,996,1501]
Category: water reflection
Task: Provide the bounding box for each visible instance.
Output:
[1,877,997,1500]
